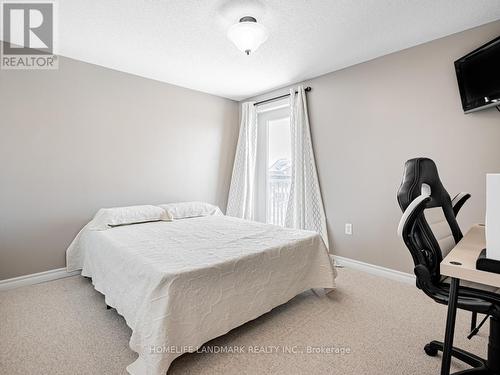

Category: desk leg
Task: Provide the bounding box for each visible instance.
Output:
[441,277,459,375]
[489,316,500,372]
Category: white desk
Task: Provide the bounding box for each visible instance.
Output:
[442,224,500,288]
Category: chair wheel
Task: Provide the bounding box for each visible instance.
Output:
[424,344,438,357]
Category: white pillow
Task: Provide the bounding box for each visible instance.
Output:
[158,201,223,220]
[89,205,173,230]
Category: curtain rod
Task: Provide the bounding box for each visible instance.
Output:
[254,86,312,106]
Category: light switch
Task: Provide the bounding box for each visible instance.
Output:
[345,223,352,235]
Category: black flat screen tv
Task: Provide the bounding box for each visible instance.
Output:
[455,36,500,113]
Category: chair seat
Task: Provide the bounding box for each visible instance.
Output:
[442,277,500,294]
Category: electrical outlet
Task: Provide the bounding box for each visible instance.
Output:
[345,223,353,235]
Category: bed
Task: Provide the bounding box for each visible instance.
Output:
[66,204,336,375]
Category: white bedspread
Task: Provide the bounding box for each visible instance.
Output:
[66,215,336,374]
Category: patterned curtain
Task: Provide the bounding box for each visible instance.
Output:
[226,102,258,220]
[285,86,329,248]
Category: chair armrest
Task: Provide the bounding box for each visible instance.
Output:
[452,192,471,217]
[398,194,431,238]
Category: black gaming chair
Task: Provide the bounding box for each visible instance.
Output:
[397,158,500,374]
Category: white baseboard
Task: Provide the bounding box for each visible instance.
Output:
[334,255,415,284]
[0,268,81,292]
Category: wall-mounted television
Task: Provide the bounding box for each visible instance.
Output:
[455,36,500,113]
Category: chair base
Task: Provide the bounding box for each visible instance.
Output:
[424,316,500,374]
[425,341,490,374]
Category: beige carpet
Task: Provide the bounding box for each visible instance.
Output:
[0,268,489,375]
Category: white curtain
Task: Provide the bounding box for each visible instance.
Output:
[285,86,329,248]
[226,102,258,220]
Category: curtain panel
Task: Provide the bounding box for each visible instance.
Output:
[226,102,258,220]
[285,86,329,248]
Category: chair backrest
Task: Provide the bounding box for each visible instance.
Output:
[397,158,463,284]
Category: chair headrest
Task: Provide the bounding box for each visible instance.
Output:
[397,158,450,211]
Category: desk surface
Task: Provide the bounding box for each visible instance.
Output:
[441,224,500,288]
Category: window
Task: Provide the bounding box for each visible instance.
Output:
[256,100,291,226]
[267,117,291,226]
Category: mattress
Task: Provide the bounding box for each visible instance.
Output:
[66,215,336,374]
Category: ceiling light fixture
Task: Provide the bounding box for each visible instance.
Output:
[227,16,268,55]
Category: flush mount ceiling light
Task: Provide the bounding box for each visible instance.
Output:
[227,16,268,55]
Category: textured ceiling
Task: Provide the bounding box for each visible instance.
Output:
[57,0,500,100]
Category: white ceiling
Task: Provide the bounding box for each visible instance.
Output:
[57,0,500,101]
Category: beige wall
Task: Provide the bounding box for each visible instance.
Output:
[246,20,500,274]
[0,57,239,280]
